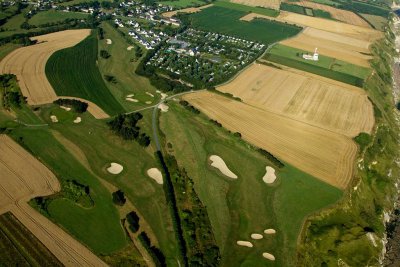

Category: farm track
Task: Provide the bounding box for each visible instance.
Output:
[0,135,107,266]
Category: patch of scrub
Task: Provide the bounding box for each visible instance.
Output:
[262,252,275,261]
[147,168,163,184]
[158,103,169,112]
[209,155,238,179]
[106,39,112,45]
[251,233,263,240]
[264,229,276,234]
[262,166,277,184]
[50,115,58,123]
[60,106,71,111]
[236,241,253,247]
[107,162,123,174]
[73,117,81,124]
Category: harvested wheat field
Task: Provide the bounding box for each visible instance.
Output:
[280,28,373,67]
[0,30,109,119]
[0,135,106,267]
[218,64,374,137]
[162,4,213,18]
[183,91,357,189]
[231,0,280,10]
[294,1,371,28]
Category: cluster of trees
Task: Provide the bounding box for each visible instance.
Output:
[100,50,111,59]
[54,98,88,113]
[104,74,117,84]
[126,211,140,233]
[61,180,93,208]
[107,113,151,147]
[0,74,26,109]
[207,88,242,102]
[179,100,200,114]
[112,190,126,206]
[138,232,166,267]
[257,148,285,169]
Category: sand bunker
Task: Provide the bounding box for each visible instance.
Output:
[60,106,71,111]
[107,163,123,174]
[251,233,263,240]
[209,155,238,179]
[147,168,163,184]
[262,252,275,261]
[264,229,276,234]
[126,94,134,97]
[127,46,134,51]
[158,103,169,112]
[262,166,276,184]
[50,115,58,123]
[146,92,154,97]
[73,117,81,124]
[237,241,253,247]
[145,101,152,104]
[126,97,139,102]
[106,39,112,45]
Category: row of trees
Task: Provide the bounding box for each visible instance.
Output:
[54,98,88,113]
[0,74,26,110]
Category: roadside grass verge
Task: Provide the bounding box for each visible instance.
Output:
[160,101,342,266]
[46,30,125,115]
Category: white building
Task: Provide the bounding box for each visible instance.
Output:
[302,48,319,61]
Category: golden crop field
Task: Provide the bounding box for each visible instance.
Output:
[218,64,374,137]
[183,91,357,189]
[0,135,106,266]
[0,29,109,119]
[162,4,213,18]
[230,0,280,10]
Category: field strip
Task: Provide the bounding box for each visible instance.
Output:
[230,0,280,10]
[162,4,213,18]
[183,91,357,189]
[0,30,109,119]
[0,135,106,266]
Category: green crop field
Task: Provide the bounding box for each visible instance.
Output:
[29,10,88,26]
[160,101,342,266]
[213,1,279,17]
[360,13,387,30]
[189,6,301,44]
[265,44,371,87]
[97,22,159,110]
[46,30,124,115]
[158,0,207,8]
[9,127,128,255]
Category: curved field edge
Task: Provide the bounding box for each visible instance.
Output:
[45,30,124,116]
[159,101,342,266]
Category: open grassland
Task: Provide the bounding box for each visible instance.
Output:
[158,0,207,8]
[0,134,108,266]
[97,22,159,110]
[280,27,373,68]
[360,13,388,30]
[29,10,88,26]
[230,0,280,10]
[189,6,300,44]
[293,1,371,28]
[35,107,180,265]
[218,63,374,137]
[265,44,371,86]
[8,128,128,256]
[0,30,110,119]
[0,212,62,267]
[184,91,357,189]
[46,30,124,116]
[160,101,342,266]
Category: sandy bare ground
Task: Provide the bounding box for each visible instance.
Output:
[293,1,371,28]
[106,38,112,45]
[107,162,124,174]
[209,155,238,179]
[184,92,357,189]
[262,166,276,184]
[147,168,164,185]
[162,4,213,18]
[0,30,109,119]
[280,28,373,67]
[231,0,280,10]
[237,241,253,247]
[218,64,374,137]
[240,11,383,42]
[0,135,106,266]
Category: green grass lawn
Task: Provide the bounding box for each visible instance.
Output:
[97,22,159,111]
[0,43,21,61]
[8,127,128,255]
[36,106,180,265]
[29,10,88,26]
[189,6,301,45]
[213,1,279,17]
[265,44,371,87]
[160,101,342,266]
[46,30,125,115]
[158,0,207,8]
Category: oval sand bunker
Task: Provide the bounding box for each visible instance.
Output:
[209,155,237,179]
[262,252,275,261]
[107,163,123,174]
[50,115,58,123]
[73,117,81,123]
[158,103,169,112]
[236,241,253,248]
[262,166,277,184]
[251,233,263,240]
[264,229,276,234]
[147,168,163,184]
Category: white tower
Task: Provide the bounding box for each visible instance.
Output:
[313,48,319,61]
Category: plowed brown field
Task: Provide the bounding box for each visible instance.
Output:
[231,0,280,10]
[218,64,374,137]
[184,91,356,189]
[0,135,107,266]
[0,29,109,119]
